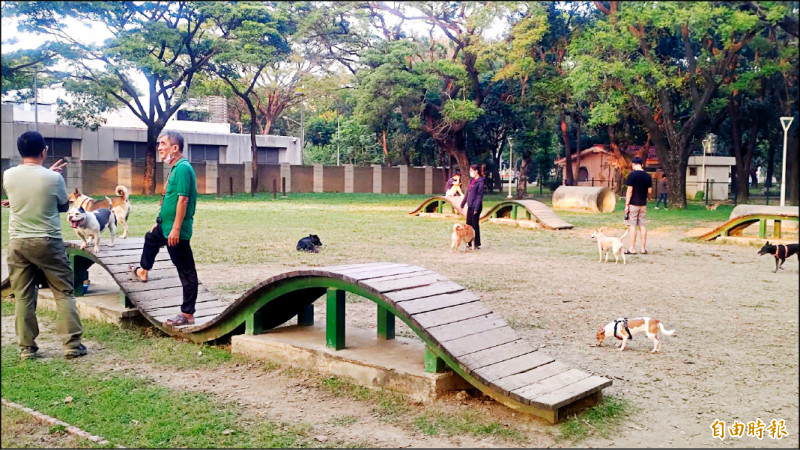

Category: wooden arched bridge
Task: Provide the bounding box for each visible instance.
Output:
[409,196,573,230]
[1,238,609,423]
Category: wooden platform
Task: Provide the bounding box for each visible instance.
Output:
[480,199,574,230]
[1,241,611,423]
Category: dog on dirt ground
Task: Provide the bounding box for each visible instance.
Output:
[68,185,131,238]
[758,241,799,273]
[590,227,629,264]
[67,201,118,252]
[296,234,323,253]
[596,317,675,353]
[450,223,476,252]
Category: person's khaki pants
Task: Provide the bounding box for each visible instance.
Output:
[7,237,83,350]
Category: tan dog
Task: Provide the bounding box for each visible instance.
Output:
[450,223,476,252]
[705,202,720,211]
[590,227,628,264]
[596,317,675,353]
[69,186,131,238]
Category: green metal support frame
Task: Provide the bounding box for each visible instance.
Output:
[69,253,93,297]
[377,305,395,340]
[326,288,346,350]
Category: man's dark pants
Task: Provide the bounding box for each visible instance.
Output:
[465,206,482,248]
[140,225,198,315]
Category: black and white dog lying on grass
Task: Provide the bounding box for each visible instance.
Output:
[296,234,323,253]
[67,200,118,253]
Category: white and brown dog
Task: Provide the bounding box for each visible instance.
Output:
[591,227,628,264]
[596,317,675,353]
[67,200,118,252]
[69,185,131,238]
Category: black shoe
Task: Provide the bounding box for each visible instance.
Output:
[64,344,88,359]
[20,346,40,360]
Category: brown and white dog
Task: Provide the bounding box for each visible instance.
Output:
[69,186,131,238]
[596,317,675,353]
[590,227,628,264]
[450,223,476,252]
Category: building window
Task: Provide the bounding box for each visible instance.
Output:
[44,138,73,158]
[689,167,697,176]
[256,147,281,165]
[188,144,220,162]
[118,141,148,161]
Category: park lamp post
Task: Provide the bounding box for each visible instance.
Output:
[779,117,794,207]
[507,136,514,199]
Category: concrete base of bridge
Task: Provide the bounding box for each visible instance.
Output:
[32,285,141,326]
[232,324,473,403]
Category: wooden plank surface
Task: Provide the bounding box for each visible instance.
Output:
[129,286,213,303]
[99,253,172,265]
[144,299,228,314]
[121,277,184,293]
[456,340,534,370]
[330,263,405,276]
[398,291,480,315]
[442,326,520,358]
[512,369,591,400]
[363,272,447,293]
[385,281,465,302]
[533,376,612,409]
[426,313,506,343]
[473,351,554,382]
[106,260,176,274]
[348,265,426,281]
[412,301,491,329]
[494,361,570,394]
[355,268,432,284]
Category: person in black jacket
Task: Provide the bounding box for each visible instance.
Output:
[460,164,485,249]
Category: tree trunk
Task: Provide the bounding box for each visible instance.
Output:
[765,135,777,189]
[381,130,390,166]
[143,125,163,196]
[789,133,799,206]
[663,159,687,209]
[575,118,582,183]
[245,101,259,196]
[437,131,470,180]
[516,153,531,199]
[560,111,574,186]
[728,96,752,204]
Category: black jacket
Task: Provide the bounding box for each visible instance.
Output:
[461,176,485,212]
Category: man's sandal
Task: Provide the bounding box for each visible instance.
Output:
[624,249,636,255]
[165,314,194,326]
[129,265,147,282]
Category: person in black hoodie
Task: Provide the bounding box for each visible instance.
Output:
[460,164,485,249]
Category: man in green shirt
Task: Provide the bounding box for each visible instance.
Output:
[2,131,86,359]
[129,131,199,326]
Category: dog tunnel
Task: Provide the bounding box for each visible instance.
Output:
[551,186,616,213]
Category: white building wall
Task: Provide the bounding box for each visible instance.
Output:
[1,103,301,165]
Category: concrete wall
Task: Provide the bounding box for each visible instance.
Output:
[323,166,345,193]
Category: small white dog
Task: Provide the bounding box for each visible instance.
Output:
[67,199,117,252]
[591,227,629,264]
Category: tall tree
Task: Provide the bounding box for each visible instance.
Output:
[360,1,504,177]
[204,2,291,195]
[9,1,222,194]
[571,1,775,208]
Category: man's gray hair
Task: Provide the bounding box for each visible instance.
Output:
[158,130,184,153]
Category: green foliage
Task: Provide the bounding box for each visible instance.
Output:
[558,396,628,443]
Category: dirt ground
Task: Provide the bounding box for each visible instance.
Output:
[2,221,798,448]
